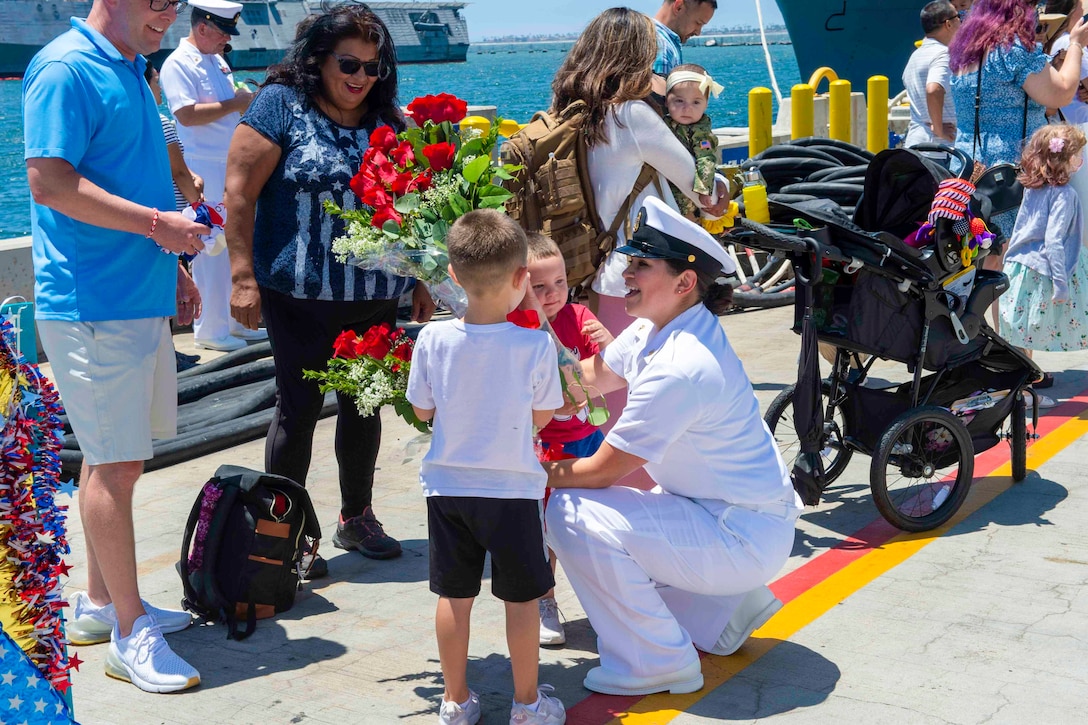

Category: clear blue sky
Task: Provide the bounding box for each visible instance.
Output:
[461,1,785,41]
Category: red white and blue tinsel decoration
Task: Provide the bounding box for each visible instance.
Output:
[0,316,76,723]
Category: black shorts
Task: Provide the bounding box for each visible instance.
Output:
[427,496,554,602]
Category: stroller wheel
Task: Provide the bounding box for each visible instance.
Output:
[765,382,854,485]
[871,406,974,532]
[1009,394,1027,483]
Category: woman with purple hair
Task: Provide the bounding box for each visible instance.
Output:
[950,0,1088,239]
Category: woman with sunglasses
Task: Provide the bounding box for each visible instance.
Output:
[225,3,436,578]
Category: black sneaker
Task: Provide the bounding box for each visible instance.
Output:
[332,506,402,559]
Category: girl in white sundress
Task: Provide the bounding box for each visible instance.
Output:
[1000,123,1088,404]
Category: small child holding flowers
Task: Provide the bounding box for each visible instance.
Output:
[406,209,567,725]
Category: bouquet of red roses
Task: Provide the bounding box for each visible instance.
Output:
[302,323,428,432]
[326,93,516,316]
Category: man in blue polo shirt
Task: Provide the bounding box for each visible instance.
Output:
[23,0,209,694]
[651,0,717,97]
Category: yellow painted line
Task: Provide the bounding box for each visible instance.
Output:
[611,409,1088,724]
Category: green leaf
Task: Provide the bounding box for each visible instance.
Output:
[462,155,491,185]
[458,137,486,160]
[420,208,440,224]
[448,193,470,216]
[394,193,421,213]
[381,219,401,236]
[323,199,344,215]
[493,166,516,181]
[432,219,449,241]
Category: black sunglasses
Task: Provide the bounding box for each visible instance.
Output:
[334,54,382,78]
[148,0,186,11]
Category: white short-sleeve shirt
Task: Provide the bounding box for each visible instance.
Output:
[903,37,956,146]
[602,305,798,517]
[1050,34,1088,125]
[407,319,564,499]
[159,38,239,157]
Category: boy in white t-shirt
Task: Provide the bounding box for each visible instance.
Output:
[407,209,567,725]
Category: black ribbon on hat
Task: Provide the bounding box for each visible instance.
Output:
[626,210,723,276]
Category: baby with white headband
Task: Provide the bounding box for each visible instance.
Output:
[665,63,723,220]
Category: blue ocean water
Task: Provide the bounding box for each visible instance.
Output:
[1,41,798,239]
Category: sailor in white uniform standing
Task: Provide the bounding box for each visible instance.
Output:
[160,0,262,351]
[542,197,803,696]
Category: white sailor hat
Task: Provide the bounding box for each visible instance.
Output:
[190,0,242,36]
[616,196,737,276]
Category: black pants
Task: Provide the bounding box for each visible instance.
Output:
[260,286,398,519]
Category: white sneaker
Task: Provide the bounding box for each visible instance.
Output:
[1024,390,1057,410]
[104,615,200,693]
[68,591,192,646]
[438,690,481,725]
[231,327,268,341]
[538,597,565,646]
[509,685,566,725]
[194,334,247,352]
[705,586,783,656]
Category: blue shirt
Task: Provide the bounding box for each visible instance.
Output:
[1004,184,1083,301]
[653,18,683,77]
[23,18,176,322]
[241,83,411,301]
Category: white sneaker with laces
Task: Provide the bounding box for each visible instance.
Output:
[509,684,566,725]
[104,614,200,693]
[438,690,481,725]
[538,597,565,646]
[68,591,192,645]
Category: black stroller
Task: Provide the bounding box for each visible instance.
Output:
[733,146,1043,532]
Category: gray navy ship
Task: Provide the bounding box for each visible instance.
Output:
[0,0,469,76]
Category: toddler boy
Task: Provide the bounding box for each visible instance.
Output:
[521,233,612,647]
[407,209,567,725]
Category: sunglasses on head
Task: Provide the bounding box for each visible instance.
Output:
[334,54,382,77]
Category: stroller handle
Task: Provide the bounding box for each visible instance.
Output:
[909,143,974,180]
[734,217,855,266]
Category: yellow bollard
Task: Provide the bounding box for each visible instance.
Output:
[867,75,889,153]
[748,87,773,158]
[459,115,491,136]
[497,118,524,138]
[791,83,814,140]
[829,79,852,143]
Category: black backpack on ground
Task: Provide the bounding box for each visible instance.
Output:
[178,464,321,640]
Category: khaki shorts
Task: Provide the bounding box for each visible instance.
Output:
[38,318,177,465]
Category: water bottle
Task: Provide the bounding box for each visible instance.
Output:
[741,166,770,224]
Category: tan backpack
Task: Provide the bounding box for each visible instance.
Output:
[501,101,656,287]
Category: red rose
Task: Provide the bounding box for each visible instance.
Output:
[359,323,393,359]
[414,168,434,192]
[369,125,398,153]
[422,142,456,172]
[506,308,541,329]
[391,170,418,196]
[407,93,468,126]
[362,185,392,210]
[376,161,399,187]
[361,146,386,166]
[391,341,413,362]
[371,205,403,229]
[390,140,415,168]
[332,330,362,359]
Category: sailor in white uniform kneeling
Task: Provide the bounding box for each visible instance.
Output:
[542,196,803,696]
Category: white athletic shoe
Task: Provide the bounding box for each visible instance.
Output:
[583,660,703,696]
[509,684,566,724]
[538,597,565,646]
[438,690,481,725]
[706,586,783,656]
[194,334,247,352]
[231,327,269,341]
[104,615,200,693]
[67,591,192,646]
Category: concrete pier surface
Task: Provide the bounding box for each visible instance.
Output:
[52,305,1088,725]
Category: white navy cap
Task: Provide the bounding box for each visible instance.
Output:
[190,0,242,35]
[616,196,736,276]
